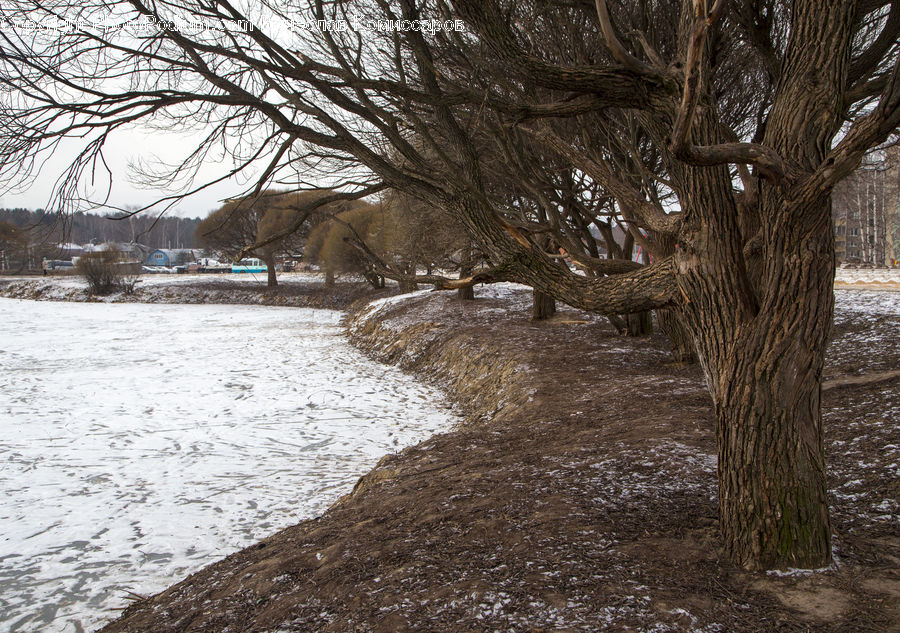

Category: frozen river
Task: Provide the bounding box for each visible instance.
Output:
[0,299,457,632]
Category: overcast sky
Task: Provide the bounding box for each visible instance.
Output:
[0,123,252,218]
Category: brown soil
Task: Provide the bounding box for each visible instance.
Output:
[96,287,899,633]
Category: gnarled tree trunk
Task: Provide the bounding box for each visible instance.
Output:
[684,202,834,569]
[674,141,836,570]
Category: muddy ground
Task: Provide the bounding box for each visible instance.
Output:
[72,281,900,633]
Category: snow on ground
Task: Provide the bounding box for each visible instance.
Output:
[137,271,324,288]
[470,282,532,302]
[828,289,900,378]
[833,287,900,320]
[354,288,433,322]
[0,299,458,633]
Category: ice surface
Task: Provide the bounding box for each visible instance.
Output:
[0,299,457,633]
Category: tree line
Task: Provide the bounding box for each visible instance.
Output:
[0,208,202,270]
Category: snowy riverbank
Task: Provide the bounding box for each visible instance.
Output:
[3,275,898,632]
[0,272,393,310]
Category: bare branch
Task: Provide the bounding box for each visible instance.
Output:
[806,54,900,196]
[594,0,660,74]
[531,128,681,235]
[669,0,788,182]
[451,0,671,105]
[849,1,900,86]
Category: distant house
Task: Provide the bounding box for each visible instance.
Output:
[56,243,85,259]
[145,248,202,267]
[83,242,150,261]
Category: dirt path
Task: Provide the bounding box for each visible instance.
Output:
[95,287,898,632]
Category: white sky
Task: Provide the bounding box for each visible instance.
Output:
[0,124,249,218]
[0,7,455,217]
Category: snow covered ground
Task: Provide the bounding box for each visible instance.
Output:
[0,299,458,633]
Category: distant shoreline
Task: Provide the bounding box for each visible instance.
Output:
[0,272,400,310]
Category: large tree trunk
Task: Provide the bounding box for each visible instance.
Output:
[677,167,835,569]
[698,220,834,569]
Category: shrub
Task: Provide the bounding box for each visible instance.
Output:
[75,249,125,295]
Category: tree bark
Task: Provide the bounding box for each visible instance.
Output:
[706,226,834,569]
[624,311,652,336]
[656,309,696,363]
[531,289,556,320]
[457,285,475,300]
[262,254,277,287]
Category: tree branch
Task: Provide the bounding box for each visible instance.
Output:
[668,0,788,182]
[848,1,900,85]
[451,0,671,105]
[806,53,900,195]
[532,128,681,235]
[594,0,661,74]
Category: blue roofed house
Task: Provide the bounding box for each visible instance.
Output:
[145,249,202,267]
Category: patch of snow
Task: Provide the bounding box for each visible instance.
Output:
[358,288,433,318]
[471,282,531,301]
[833,288,900,319]
[765,565,834,577]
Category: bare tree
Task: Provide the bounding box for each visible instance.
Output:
[0,221,30,271]
[304,201,386,287]
[1,0,898,570]
[374,190,476,291]
[196,190,321,286]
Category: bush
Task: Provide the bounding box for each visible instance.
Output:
[75,249,126,295]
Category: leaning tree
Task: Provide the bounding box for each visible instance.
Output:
[1,0,897,570]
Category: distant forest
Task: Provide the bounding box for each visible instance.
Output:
[0,208,202,250]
